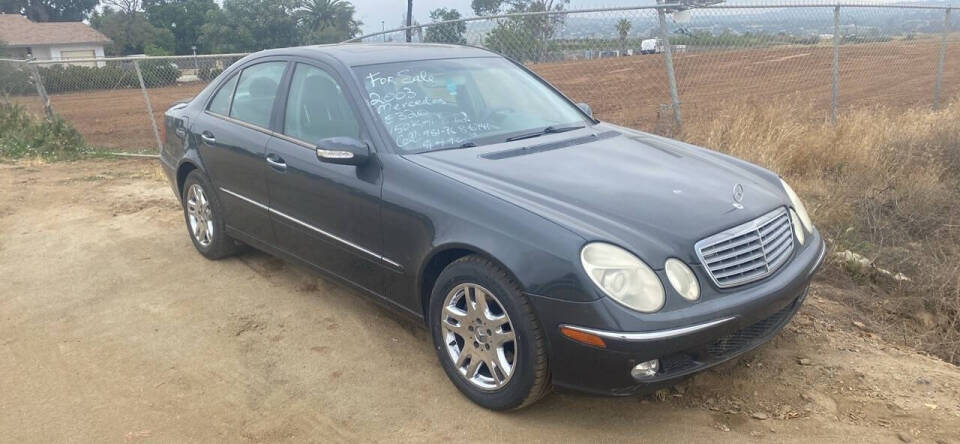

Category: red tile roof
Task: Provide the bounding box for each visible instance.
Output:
[0,14,112,47]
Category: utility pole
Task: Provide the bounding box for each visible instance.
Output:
[657,0,682,131]
[406,0,414,42]
[831,6,840,124]
[933,8,952,110]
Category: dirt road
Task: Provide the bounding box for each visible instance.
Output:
[1,159,959,443]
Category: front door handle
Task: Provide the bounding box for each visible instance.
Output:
[200,131,215,144]
[266,153,287,171]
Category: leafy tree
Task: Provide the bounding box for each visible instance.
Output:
[295,0,361,44]
[199,0,300,53]
[424,8,466,45]
[89,7,174,55]
[143,0,218,55]
[0,0,100,21]
[616,18,631,54]
[100,0,138,13]
[476,0,569,63]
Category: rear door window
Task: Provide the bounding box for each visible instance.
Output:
[283,63,360,143]
[229,62,286,128]
[207,74,238,116]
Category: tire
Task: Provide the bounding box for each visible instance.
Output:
[428,255,551,410]
[181,170,241,260]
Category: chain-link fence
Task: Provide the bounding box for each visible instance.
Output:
[1,54,247,155]
[355,3,957,134]
[0,3,956,155]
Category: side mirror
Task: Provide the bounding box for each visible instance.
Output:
[316,137,370,166]
[577,102,593,117]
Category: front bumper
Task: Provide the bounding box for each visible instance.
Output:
[528,232,826,396]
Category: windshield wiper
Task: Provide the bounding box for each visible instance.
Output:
[428,141,478,153]
[504,124,585,142]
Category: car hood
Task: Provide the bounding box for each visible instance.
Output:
[405,123,788,267]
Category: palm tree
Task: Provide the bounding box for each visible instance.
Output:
[298,0,354,33]
[616,18,631,55]
[297,0,362,43]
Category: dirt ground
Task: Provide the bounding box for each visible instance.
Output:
[11,39,960,151]
[2,158,959,442]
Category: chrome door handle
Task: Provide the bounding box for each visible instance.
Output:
[200,132,215,144]
[266,154,287,171]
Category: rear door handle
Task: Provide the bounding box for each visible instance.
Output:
[200,131,215,144]
[266,153,287,171]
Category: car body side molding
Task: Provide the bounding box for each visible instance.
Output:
[218,187,401,270]
[560,316,736,342]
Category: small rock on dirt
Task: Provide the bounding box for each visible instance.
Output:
[752,412,769,420]
[798,358,812,366]
[897,431,914,443]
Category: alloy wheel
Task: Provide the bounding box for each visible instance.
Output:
[440,283,517,390]
[186,184,214,247]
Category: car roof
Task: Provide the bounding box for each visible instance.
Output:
[257,43,500,67]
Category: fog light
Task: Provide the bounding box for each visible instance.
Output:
[631,359,660,379]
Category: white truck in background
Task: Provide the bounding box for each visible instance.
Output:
[640,38,662,54]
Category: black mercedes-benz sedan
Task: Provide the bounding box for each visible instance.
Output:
[159,43,825,410]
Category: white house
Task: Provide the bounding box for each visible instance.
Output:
[0,14,111,65]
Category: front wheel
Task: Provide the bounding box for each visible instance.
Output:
[429,255,551,410]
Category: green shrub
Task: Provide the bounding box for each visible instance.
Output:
[36,61,180,94]
[0,63,34,96]
[138,59,181,87]
[0,101,88,160]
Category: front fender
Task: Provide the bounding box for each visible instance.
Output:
[380,155,599,317]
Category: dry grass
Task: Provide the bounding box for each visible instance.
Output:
[681,99,960,364]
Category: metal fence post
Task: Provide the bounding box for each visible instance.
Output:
[831,6,840,125]
[934,8,952,110]
[133,60,164,155]
[27,61,53,121]
[658,4,682,131]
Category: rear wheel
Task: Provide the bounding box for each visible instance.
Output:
[181,170,240,260]
[429,255,551,410]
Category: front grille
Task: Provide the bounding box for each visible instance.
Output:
[696,207,795,288]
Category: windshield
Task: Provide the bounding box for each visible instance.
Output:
[352,57,590,153]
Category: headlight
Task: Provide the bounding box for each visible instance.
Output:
[580,243,665,313]
[780,178,813,233]
[789,209,805,246]
[664,258,700,301]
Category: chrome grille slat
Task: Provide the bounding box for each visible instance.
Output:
[760,219,790,239]
[695,207,796,289]
[700,233,761,256]
[760,217,790,238]
[764,228,793,253]
[713,261,767,279]
[765,239,792,264]
[709,250,766,270]
[763,222,792,244]
[703,240,762,264]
